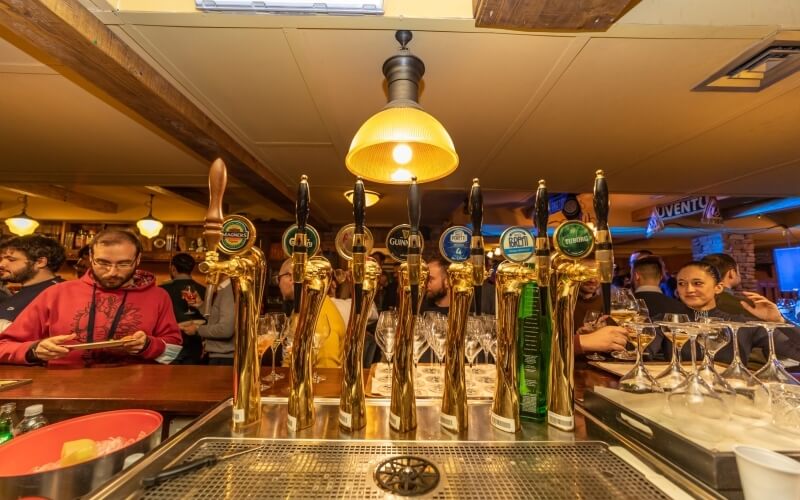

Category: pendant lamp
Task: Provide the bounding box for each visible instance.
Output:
[346,30,458,184]
[4,196,39,236]
[136,194,163,239]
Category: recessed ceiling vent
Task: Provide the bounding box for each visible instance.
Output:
[694,39,800,92]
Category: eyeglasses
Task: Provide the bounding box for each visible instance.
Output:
[92,258,136,271]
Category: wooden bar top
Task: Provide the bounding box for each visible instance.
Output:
[0,362,618,416]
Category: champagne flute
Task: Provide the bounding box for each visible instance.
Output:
[655,313,691,391]
[263,312,288,383]
[464,329,483,396]
[257,316,278,391]
[582,310,605,361]
[610,288,640,361]
[375,310,397,384]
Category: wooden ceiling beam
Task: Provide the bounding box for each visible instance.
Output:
[145,185,230,215]
[0,183,118,213]
[474,0,640,31]
[0,0,316,225]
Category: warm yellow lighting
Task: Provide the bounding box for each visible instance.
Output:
[5,215,39,236]
[4,196,39,236]
[136,194,163,239]
[347,107,458,184]
[392,143,413,165]
[136,218,163,239]
[344,189,382,208]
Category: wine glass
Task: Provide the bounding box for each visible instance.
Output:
[718,321,771,418]
[426,314,448,385]
[752,322,800,386]
[375,310,397,389]
[582,310,605,361]
[666,323,732,425]
[256,316,278,391]
[696,318,731,387]
[610,289,640,361]
[655,313,691,391]
[478,315,497,383]
[412,321,429,376]
[464,329,483,397]
[263,312,287,384]
[619,322,662,393]
[181,285,197,314]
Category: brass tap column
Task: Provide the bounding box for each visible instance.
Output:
[390,178,427,433]
[200,159,266,430]
[490,262,537,433]
[440,262,474,433]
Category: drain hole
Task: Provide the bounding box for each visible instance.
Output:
[374,455,440,497]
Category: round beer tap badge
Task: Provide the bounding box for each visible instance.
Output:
[552,221,595,259]
[335,224,375,261]
[281,224,321,258]
[499,226,534,263]
[439,226,471,263]
[386,224,424,262]
[219,215,256,255]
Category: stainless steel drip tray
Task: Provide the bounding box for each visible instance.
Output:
[141,438,669,499]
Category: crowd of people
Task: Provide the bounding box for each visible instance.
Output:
[0,231,797,371]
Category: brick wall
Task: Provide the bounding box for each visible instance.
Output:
[691,233,757,291]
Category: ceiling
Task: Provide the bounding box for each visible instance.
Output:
[1,0,800,253]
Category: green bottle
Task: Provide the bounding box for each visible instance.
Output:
[518,282,551,421]
[0,404,14,444]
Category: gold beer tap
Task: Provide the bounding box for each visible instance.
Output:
[339,178,381,432]
[593,170,614,316]
[490,180,549,433]
[199,158,267,430]
[389,178,428,433]
[440,179,485,433]
[547,170,610,431]
[287,176,333,432]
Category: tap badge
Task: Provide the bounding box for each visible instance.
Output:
[386,224,425,262]
[281,224,321,258]
[552,221,595,259]
[439,226,472,263]
[499,226,534,263]
[219,215,256,255]
[335,224,375,261]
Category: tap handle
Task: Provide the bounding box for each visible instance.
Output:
[593,170,609,232]
[408,177,420,235]
[353,178,365,234]
[296,175,310,236]
[204,158,228,253]
[293,175,310,313]
[469,178,483,237]
[534,179,549,239]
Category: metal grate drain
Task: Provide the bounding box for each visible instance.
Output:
[141,439,670,499]
[374,456,440,496]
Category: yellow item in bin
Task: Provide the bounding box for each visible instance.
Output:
[60,439,99,466]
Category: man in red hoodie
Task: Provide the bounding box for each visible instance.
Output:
[0,229,182,367]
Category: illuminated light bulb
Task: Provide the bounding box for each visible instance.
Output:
[136,218,163,239]
[392,143,413,165]
[390,168,413,182]
[5,216,38,236]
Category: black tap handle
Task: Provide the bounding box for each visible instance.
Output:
[354,178,365,234]
[534,180,549,239]
[593,170,609,232]
[469,178,483,237]
[296,175,310,236]
[408,177,420,234]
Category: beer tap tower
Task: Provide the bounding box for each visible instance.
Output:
[200,159,267,430]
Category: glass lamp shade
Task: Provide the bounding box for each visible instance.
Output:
[136,217,163,239]
[344,189,382,208]
[346,106,458,184]
[5,214,39,236]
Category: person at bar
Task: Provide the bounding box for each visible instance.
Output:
[0,235,66,325]
[160,253,207,364]
[700,253,758,319]
[422,256,450,315]
[181,274,234,366]
[277,258,345,368]
[668,261,800,364]
[631,256,688,320]
[0,229,182,367]
[73,245,91,279]
[573,276,630,355]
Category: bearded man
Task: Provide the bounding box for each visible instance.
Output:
[0,235,65,323]
[0,230,181,367]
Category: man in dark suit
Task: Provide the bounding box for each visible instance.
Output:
[631,256,688,320]
[700,253,758,319]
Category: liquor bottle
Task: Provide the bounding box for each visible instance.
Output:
[517,282,551,421]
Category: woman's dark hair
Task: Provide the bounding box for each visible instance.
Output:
[678,261,721,283]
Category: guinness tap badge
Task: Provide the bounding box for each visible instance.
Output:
[218,215,256,255]
[386,224,424,262]
[282,224,321,258]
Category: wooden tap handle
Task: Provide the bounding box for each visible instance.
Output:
[204,158,228,252]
